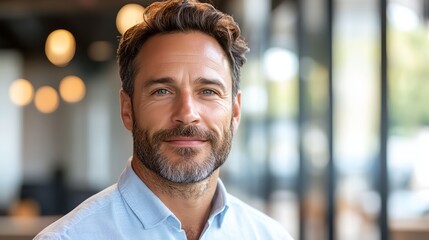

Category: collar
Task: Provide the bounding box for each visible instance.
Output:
[118,159,176,229]
[209,178,230,227]
[118,159,230,229]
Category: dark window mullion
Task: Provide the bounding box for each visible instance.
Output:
[380,0,389,239]
[296,0,306,239]
[326,0,335,239]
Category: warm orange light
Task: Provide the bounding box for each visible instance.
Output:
[45,29,76,66]
[34,86,59,113]
[116,4,145,34]
[9,79,34,106]
[59,75,86,103]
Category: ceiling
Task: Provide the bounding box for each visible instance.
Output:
[0,0,291,64]
[0,0,230,58]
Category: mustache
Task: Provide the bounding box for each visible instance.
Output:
[152,125,217,143]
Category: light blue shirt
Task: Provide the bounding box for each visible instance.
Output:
[35,161,293,239]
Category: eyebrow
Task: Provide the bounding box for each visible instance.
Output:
[143,77,175,89]
[195,77,227,93]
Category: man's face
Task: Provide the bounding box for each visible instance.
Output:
[120,32,241,184]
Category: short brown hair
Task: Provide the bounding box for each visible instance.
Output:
[117,0,248,98]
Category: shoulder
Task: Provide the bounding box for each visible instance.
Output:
[225,194,294,239]
[34,184,122,239]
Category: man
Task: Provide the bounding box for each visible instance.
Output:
[35,0,293,239]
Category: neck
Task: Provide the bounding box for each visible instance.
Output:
[131,157,218,239]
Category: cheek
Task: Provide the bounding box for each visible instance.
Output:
[200,102,232,131]
[133,101,171,130]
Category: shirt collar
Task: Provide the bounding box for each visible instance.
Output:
[118,159,175,229]
[118,158,230,229]
[209,178,230,227]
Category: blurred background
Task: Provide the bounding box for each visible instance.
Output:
[1,0,429,239]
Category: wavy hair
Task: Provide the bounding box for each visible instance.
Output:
[117,0,249,98]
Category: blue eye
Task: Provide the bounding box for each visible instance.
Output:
[154,89,170,95]
[201,89,215,95]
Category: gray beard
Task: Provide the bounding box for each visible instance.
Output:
[132,123,232,184]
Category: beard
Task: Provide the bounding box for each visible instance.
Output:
[132,121,233,184]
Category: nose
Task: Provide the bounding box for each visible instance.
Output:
[172,91,200,124]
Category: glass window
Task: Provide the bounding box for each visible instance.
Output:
[388,0,429,238]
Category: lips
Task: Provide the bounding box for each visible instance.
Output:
[164,136,208,147]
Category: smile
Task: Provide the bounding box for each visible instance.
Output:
[164,137,208,147]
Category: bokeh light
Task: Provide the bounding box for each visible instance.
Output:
[116,4,145,34]
[88,41,114,62]
[387,3,419,31]
[59,75,86,103]
[8,79,34,106]
[263,47,298,82]
[34,86,59,113]
[45,29,76,66]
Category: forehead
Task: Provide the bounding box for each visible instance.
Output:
[134,31,231,80]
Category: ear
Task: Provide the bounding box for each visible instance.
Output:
[231,91,241,134]
[120,89,133,131]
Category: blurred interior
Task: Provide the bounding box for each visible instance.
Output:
[1,0,429,239]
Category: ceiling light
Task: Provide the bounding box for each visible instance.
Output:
[59,75,86,103]
[116,4,145,35]
[9,79,34,106]
[45,29,76,67]
[34,86,59,113]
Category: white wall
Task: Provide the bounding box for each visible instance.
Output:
[0,50,23,209]
[16,57,131,191]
